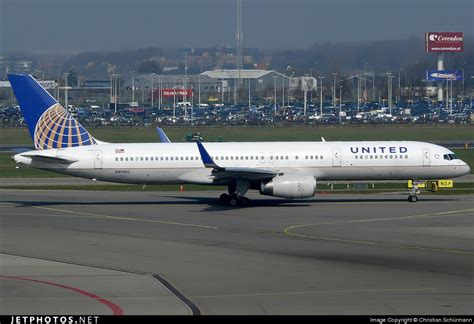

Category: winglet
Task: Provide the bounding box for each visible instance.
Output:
[156,127,171,143]
[196,142,223,170]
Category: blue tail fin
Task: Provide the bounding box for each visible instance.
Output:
[8,74,97,150]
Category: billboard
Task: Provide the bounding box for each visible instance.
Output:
[426,70,464,81]
[160,88,193,98]
[425,32,463,52]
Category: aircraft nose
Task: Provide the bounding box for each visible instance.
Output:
[462,161,471,175]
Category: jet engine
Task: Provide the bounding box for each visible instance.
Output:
[260,174,317,199]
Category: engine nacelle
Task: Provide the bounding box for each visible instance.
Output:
[260,174,317,199]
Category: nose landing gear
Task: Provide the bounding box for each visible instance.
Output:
[408,182,421,202]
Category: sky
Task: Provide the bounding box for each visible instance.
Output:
[0,0,472,54]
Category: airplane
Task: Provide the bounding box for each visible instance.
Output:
[8,74,471,206]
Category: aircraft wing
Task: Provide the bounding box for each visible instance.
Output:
[197,142,277,181]
[156,127,171,143]
[211,167,277,180]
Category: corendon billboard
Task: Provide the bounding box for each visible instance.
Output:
[160,88,193,98]
[425,32,463,52]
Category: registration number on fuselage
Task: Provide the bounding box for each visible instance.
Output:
[115,169,131,174]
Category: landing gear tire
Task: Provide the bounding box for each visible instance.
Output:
[219,193,230,203]
[239,197,250,206]
[229,195,239,207]
[408,195,418,202]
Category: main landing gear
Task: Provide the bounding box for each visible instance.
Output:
[219,179,250,207]
[408,182,421,202]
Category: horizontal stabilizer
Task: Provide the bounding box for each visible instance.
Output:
[11,148,31,154]
[20,152,78,164]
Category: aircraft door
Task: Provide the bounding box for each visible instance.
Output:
[422,149,430,167]
[94,150,103,169]
[332,148,341,167]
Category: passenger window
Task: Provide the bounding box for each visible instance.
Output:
[320,155,323,159]
[120,157,123,161]
[115,157,118,161]
[295,155,299,160]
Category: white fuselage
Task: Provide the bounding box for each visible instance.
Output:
[15,141,470,185]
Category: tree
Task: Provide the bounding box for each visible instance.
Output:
[137,59,162,74]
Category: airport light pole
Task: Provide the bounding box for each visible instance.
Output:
[303,75,308,117]
[109,74,113,105]
[198,74,201,109]
[339,85,343,124]
[131,70,135,104]
[64,72,69,109]
[183,77,188,117]
[273,75,278,115]
[364,62,368,100]
[387,73,393,115]
[282,76,285,108]
[172,77,176,118]
[372,70,375,102]
[151,74,154,108]
[159,75,162,109]
[398,69,401,102]
[248,78,251,110]
[318,76,324,116]
[221,79,224,104]
[332,72,337,108]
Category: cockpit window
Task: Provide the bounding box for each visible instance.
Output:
[443,154,458,161]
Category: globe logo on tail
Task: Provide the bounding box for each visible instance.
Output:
[34,103,97,150]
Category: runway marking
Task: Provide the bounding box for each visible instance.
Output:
[31,205,218,230]
[189,287,439,299]
[286,208,474,228]
[0,275,124,315]
[284,208,474,255]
